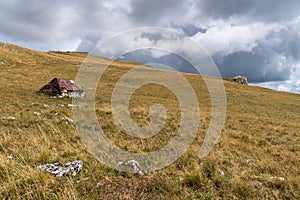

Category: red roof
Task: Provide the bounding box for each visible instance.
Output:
[39,78,83,93]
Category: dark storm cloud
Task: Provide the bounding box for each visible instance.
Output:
[197,0,252,19]
[0,1,62,41]
[285,33,300,60]
[0,0,128,50]
[128,0,189,25]
[197,0,300,22]
[119,49,198,74]
[211,23,300,82]
[172,24,208,36]
[215,51,290,83]
[140,32,165,42]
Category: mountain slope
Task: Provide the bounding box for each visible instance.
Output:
[0,41,299,199]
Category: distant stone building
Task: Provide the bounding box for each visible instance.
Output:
[39,78,84,97]
[233,76,248,85]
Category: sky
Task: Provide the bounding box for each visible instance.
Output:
[0,0,300,94]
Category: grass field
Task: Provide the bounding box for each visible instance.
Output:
[0,41,299,199]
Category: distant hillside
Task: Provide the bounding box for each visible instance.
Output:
[0,41,299,199]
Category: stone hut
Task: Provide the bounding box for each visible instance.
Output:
[39,78,84,97]
[233,76,248,84]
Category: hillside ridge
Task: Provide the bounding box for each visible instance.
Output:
[0,41,299,199]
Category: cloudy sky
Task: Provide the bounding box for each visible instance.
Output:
[0,0,300,93]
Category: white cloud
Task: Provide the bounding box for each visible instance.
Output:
[252,80,300,94]
[192,21,282,56]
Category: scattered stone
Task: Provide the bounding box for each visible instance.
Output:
[63,117,74,124]
[57,104,80,107]
[37,160,83,177]
[43,104,50,108]
[6,155,13,160]
[96,182,103,187]
[1,116,16,120]
[67,104,80,107]
[0,61,5,65]
[33,112,41,116]
[218,169,225,176]
[246,159,252,163]
[270,176,286,181]
[117,159,144,175]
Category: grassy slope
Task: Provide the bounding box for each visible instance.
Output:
[0,41,299,199]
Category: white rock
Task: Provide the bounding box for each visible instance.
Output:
[1,116,16,120]
[96,182,103,187]
[270,176,276,180]
[33,112,41,116]
[37,160,83,177]
[63,117,74,123]
[218,169,225,176]
[67,104,80,107]
[117,159,144,175]
[270,176,286,181]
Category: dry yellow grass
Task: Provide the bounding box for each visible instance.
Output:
[0,41,299,199]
